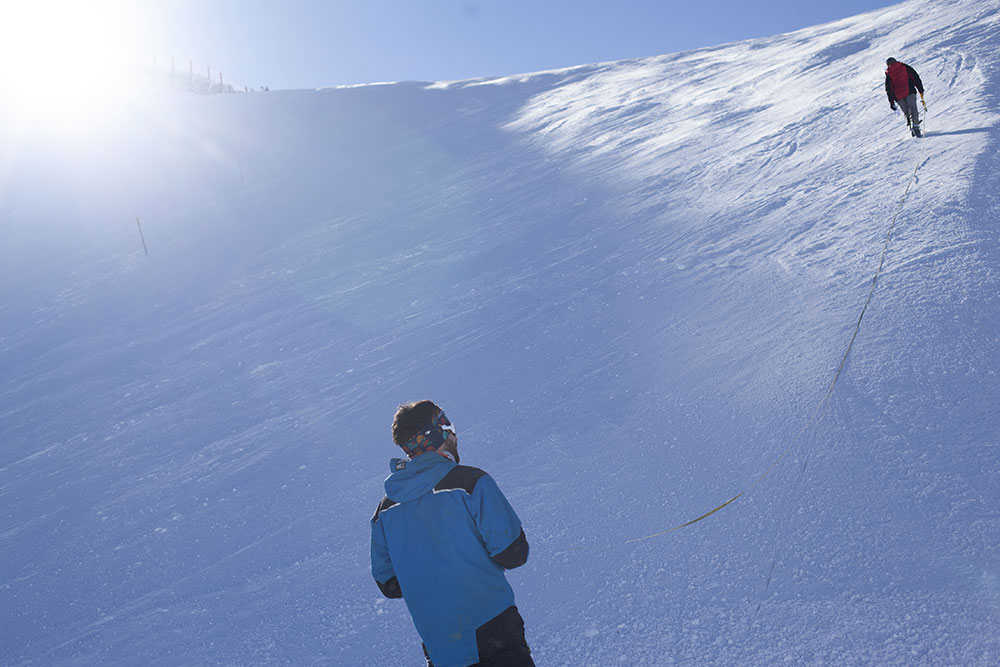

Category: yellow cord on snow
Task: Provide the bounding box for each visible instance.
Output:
[623,137,927,546]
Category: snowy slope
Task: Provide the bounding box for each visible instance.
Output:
[2,0,999,664]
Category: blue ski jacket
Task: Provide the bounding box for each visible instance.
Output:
[370,453,528,667]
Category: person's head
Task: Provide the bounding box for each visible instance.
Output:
[392,400,459,463]
[886,57,897,66]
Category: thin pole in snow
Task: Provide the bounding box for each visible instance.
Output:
[136,217,149,256]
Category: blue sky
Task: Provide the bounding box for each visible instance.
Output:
[132,0,901,90]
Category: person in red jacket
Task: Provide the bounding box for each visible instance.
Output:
[885,57,925,137]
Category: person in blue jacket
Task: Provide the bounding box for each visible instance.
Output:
[371,400,533,667]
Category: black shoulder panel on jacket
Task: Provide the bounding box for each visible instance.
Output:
[371,496,398,523]
[434,465,487,494]
[491,528,529,569]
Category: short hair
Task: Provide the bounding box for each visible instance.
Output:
[392,400,440,445]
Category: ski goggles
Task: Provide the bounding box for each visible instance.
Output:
[400,409,455,457]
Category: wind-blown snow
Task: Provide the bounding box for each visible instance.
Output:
[2,0,999,664]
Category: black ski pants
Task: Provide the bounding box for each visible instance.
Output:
[423,606,535,667]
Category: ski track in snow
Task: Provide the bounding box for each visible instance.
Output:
[2,0,1000,664]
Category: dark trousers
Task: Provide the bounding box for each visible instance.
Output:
[424,606,534,667]
[898,93,921,131]
[464,638,534,666]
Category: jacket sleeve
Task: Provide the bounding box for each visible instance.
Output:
[492,528,529,569]
[906,64,924,94]
[885,73,893,104]
[370,514,402,598]
[466,473,529,569]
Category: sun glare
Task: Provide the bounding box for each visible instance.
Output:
[0,0,136,127]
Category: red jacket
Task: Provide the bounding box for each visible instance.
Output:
[885,61,924,103]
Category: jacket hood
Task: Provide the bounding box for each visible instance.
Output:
[384,452,456,503]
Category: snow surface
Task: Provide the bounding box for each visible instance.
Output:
[2,0,999,664]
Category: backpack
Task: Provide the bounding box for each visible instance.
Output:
[887,62,911,100]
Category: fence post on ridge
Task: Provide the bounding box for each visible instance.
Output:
[136,217,149,256]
